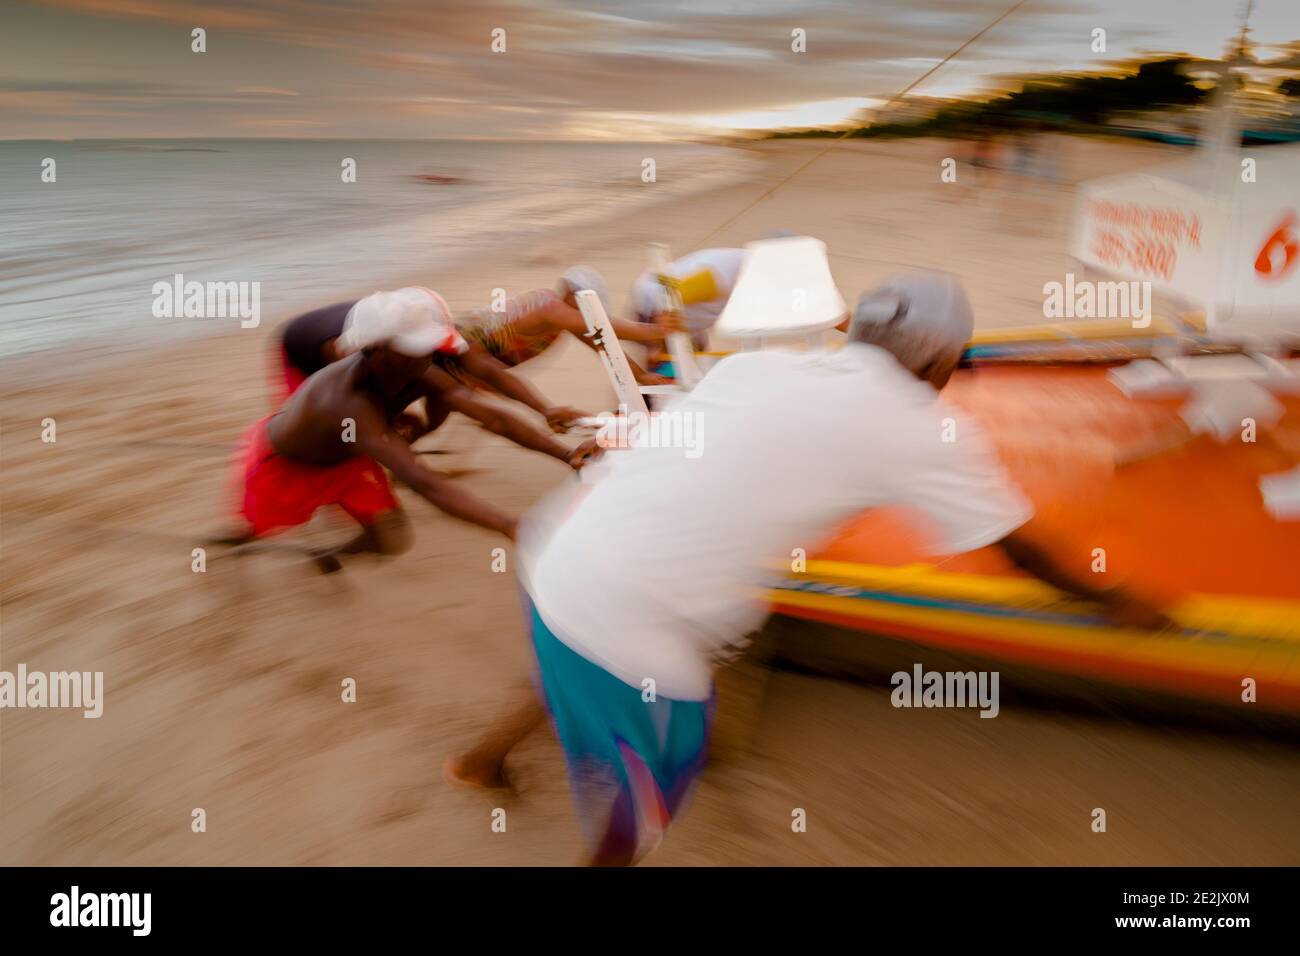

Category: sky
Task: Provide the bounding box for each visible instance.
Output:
[2,0,1298,139]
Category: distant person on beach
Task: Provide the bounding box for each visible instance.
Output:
[448,270,1174,866]
[233,287,597,571]
[997,125,1064,233]
[455,266,676,391]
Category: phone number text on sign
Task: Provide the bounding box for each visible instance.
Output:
[1085,199,1203,283]
[1089,229,1177,281]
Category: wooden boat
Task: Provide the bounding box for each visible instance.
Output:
[768,352,1300,717]
[574,240,1300,719]
[763,94,1300,719]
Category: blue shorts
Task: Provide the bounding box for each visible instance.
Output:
[527,599,714,864]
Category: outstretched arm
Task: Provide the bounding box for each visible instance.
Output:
[536,302,673,386]
[422,364,594,467]
[610,313,676,344]
[997,525,1175,630]
[541,299,671,346]
[455,344,587,431]
[457,343,550,414]
[349,398,517,539]
[899,423,1175,633]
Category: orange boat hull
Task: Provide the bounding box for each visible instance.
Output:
[770,363,1300,716]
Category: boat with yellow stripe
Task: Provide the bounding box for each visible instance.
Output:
[768,357,1300,718]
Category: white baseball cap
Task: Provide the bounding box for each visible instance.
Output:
[338,287,459,356]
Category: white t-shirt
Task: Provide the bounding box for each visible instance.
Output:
[520,344,1034,701]
[629,248,746,334]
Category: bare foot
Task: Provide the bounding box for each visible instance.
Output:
[442,754,512,791]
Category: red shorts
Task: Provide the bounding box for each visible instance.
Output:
[269,345,308,408]
[235,416,398,537]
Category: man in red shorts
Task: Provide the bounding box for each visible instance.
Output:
[234,287,595,570]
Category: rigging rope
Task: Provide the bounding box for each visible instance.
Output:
[693,0,1032,247]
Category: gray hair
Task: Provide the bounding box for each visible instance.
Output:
[848,271,973,376]
[559,265,611,314]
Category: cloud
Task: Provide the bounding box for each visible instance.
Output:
[6,0,1296,138]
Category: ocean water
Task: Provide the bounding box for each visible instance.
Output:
[0,140,755,357]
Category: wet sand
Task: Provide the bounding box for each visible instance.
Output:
[3,137,1299,865]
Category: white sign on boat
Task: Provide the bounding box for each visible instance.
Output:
[1072,141,1300,338]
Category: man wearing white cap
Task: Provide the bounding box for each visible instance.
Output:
[452,270,1171,865]
[232,287,595,568]
[273,283,578,431]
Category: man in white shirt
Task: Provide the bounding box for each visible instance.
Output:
[450,271,1172,866]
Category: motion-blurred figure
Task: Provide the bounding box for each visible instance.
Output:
[276,276,604,431]
[226,288,595,571]
[458,266,675,397]
[454,271,1172,866]
[629,247,746,355]
[999,124,1065,233]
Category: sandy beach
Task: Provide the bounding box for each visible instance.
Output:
[4,137,1300,866]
